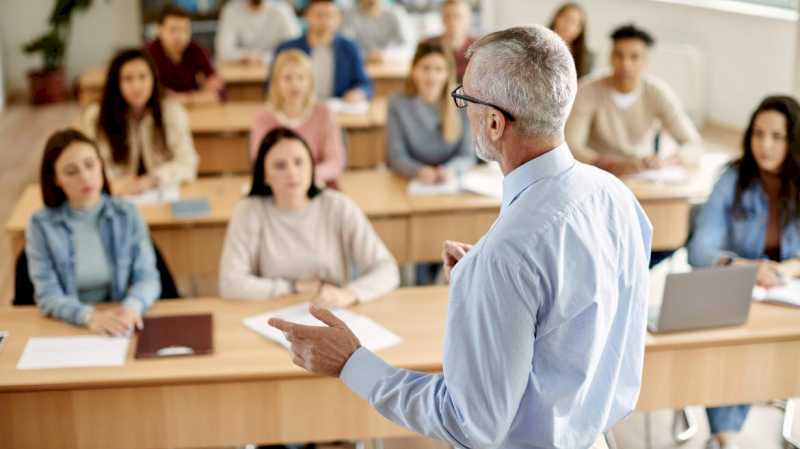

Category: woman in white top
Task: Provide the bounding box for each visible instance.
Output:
[78,48,198,196]
[220,127,399,306]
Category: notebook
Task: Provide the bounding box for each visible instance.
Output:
[171,198,211,218]
[134,314,214,359]
[753,279,800,307]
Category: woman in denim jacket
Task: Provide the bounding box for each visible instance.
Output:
[688,95,800,449]
[26,129,160,336]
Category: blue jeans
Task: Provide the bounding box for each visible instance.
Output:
[706,404,751,434]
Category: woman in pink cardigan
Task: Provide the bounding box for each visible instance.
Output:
[250,49,345,184]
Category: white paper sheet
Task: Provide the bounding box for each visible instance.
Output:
[630,166,689,184]
[325,99,370,115]
[407,177,460,196]
[17,336,130,370]
[243,303,402,352]
[753,279,800,307]
[121,185,180,206]
[460,165,503,199]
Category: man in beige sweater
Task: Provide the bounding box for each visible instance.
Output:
[566,24,702,177]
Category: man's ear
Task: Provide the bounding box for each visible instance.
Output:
[488,110,506,143]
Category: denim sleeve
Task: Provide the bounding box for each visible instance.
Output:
[124,208,161,312]
[687,168,738,267]
[346,40,374,98]
[26,217,93,326]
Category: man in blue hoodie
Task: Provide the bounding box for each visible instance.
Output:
[274,0,373,103]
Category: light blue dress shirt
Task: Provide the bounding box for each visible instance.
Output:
[341,143,652,449]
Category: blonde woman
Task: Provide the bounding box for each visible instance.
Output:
[250,49,345,184]
[386,42,475,185]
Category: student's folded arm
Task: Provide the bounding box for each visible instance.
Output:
[386,100,424,178]
[565,92,602,164]
[314,110,346,183]
[153,102,199,185]
[653,81,703,168]
[214,7,245,62]
[443,119,477,174]
[348,41,374,99]
[687,168,738,267]
[123,208,161,313]
[341,198,399,302]
[219,202,294,300]
[340,250,536,449]
[25,217,94,326]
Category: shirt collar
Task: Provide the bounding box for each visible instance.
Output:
[501,142,575,209]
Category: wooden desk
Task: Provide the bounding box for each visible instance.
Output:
[79,62,409,105]
[188,99,388,174]
[2,287,800,449]
[6,170,705,296]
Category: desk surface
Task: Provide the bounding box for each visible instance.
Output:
[188,98,387,133]
[6,169,715,234]
[2,285,799,393]
[80,61,409,90]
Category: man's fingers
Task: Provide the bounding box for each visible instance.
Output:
[269,318,321,340]
[310,305,346,329]
[268,318,294,333]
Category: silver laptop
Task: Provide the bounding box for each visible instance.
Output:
[648,265,759,333]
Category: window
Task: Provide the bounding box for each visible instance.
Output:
[734,0,797,8]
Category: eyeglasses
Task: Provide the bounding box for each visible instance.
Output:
[451,85,516,122]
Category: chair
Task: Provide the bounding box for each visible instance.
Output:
[12,242,180,306]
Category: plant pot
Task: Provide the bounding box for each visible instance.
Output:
[27,67,68,105]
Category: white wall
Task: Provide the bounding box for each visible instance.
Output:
[0,0,142,98]
[487,0,798,129]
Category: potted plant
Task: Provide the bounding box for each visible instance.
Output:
[22,0,93,104]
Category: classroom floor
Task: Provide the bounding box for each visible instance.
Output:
[1,103,795,449]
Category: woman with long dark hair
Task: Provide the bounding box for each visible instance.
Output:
[219,127,399,305]
[77,48,198,196]
[688,95,800,449]
[548,3,594,78]
[26,129,160,333]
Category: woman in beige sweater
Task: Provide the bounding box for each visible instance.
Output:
[220,127,399,306]
[78,48,198,196]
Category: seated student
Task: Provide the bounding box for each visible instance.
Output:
[274,0,373,103]
[387,41,475,184]
[548,2,594,78]
[78,48,199,196]
[566,24,701,177]
[220,127,399,305]
[422,0,475,83]
[146,5,224,105]
[250,50,345,184]
[215,0,300,65]
[26,129,160,334]
[688,96,800,449]
[341,0,412,63]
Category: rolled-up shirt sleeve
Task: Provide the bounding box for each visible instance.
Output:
[341,247,537,449]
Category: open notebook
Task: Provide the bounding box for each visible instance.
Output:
[753,279,800,307]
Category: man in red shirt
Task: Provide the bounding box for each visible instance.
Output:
[146,5,224,106]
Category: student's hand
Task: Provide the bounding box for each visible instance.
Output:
[367,49,385,63]
[343,89,367,104]
[240,55,261,65]
[88,309,136,337]
[269,305,361,377]
[416,166,439,184]
[435,166,453,182]
[114,306,144,332]
[735,259,785,288]
[641,155,665,170]
[295,279,322,295]
[311,284,357,309]
[442,240,473,282]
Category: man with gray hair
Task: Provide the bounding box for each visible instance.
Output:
[270,26,652,449]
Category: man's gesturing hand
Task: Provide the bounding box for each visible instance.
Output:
[268,305,362,377]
